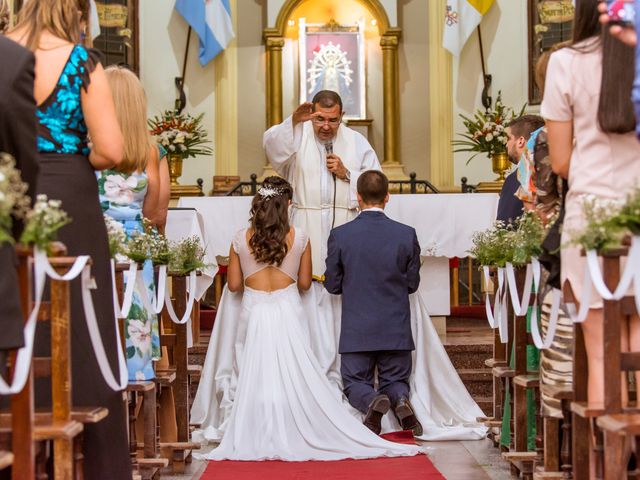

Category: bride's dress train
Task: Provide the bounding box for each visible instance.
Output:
[192,283,487,447]
[194,284,421,461]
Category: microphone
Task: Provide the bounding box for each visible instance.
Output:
[324,141,337,229]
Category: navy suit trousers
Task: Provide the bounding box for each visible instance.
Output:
[340,350,412,414]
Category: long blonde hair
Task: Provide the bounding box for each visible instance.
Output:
[105,66,153,174]
[11,0,89,51]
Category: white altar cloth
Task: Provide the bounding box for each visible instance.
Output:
[175,194,498,316]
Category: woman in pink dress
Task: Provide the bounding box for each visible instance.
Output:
[542,0,640,404]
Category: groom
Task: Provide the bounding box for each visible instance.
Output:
[323,170,423,436]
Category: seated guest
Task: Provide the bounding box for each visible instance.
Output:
[497,114,545,223]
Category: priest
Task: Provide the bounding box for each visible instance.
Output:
[263,90,380,278]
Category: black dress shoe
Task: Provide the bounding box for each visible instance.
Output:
[363,394,391,435]
[394,397,423,436]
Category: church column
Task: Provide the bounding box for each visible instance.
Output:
[380,29,407,180]
[427,1,454,189]
[215,0,238,176]
[265,36,285,128]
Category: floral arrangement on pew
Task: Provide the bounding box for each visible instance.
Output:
[570,195,629,253]
[0,153,30,245]
[468,212,545,268]
[19,195,71,253]
[169,236,207,275]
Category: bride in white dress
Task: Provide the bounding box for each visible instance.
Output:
[195,177,421,461]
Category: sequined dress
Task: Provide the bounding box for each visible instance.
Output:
[34,44,132,479]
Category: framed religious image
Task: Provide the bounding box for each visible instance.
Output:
[299,18,366,120]
[528,0,574,104]
[93,0,139,74]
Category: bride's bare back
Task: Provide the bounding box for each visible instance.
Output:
[227,227,312,293]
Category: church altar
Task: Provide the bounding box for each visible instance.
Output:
[171,193,499,316]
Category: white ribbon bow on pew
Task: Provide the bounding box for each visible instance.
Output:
[163,270,198,325]
[482,266,509,344]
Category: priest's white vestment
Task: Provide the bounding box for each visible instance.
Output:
[263,116,380,277]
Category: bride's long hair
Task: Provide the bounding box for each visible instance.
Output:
[249,176,293,266]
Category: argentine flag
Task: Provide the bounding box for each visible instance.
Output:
[175,0,235,66]
[443,0,494,57]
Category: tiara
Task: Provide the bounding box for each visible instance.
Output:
[257,186,282,199]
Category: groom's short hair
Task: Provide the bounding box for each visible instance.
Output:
[357,170,388,205]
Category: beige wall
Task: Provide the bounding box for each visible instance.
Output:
[139,0,216,194]
[452,0,529,186]
[236,0,267,179]
[398,0,430,179]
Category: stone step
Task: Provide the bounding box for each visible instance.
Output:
[457,368,493,397]
[474,396,493,417]
[444,343,493,370]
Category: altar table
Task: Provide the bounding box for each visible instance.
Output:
[170,194,498,316]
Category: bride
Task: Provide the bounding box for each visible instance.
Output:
[195,176,421,461]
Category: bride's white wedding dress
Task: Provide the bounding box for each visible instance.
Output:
[193,229,487,454]
[194,228,421,461]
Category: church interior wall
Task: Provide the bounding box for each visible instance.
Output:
[237,0,268,180]
[139,0,216,194]
[137,0,531,190]
[452,0,530,186]
[398,0,430,180]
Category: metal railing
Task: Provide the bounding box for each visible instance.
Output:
[224,172,439,196]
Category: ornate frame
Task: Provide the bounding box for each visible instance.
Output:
[298,18,367,119]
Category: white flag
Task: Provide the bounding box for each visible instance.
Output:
[443,0,494,57]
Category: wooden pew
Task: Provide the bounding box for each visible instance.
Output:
[157,272,200,473]
[503,267,540,478]
[4,247,88,479]
[113,263,168,480]
[594,249,640,479]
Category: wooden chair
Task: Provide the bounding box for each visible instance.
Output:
[113,263,168,480]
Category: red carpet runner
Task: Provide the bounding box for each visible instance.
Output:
[200,431,445,480]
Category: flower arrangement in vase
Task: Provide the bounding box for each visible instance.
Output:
[148,110,213,185]
[453,92,526,181]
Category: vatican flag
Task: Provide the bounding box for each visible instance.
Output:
[443,0,495,57]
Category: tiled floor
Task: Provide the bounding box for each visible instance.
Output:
[161,438,512,480]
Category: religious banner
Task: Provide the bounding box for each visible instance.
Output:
[537,0,574,24]
[298,18,366,119]
[96,2,128,28]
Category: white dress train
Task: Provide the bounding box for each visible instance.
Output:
[194,284,421,461]
[192,283,487,446]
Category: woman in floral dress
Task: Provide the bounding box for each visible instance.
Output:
[97,66,170,380]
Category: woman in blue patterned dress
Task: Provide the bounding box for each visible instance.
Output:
[8,1,132,478]
[98,65,170,381]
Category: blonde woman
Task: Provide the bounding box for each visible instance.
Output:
[98,65,170,381]
[7,0,130,478]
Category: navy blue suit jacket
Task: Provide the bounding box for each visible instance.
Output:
[496,170,523,225]
[323,211,420,354]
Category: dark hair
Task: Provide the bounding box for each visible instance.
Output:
[572,0,600,45]
[249,176,293,266]
[357,170,388,205]
[598,29,635,133]
[312,90,343,112]
[506,114,545,140]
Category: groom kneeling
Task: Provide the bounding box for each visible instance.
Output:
[324,170,423,436]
